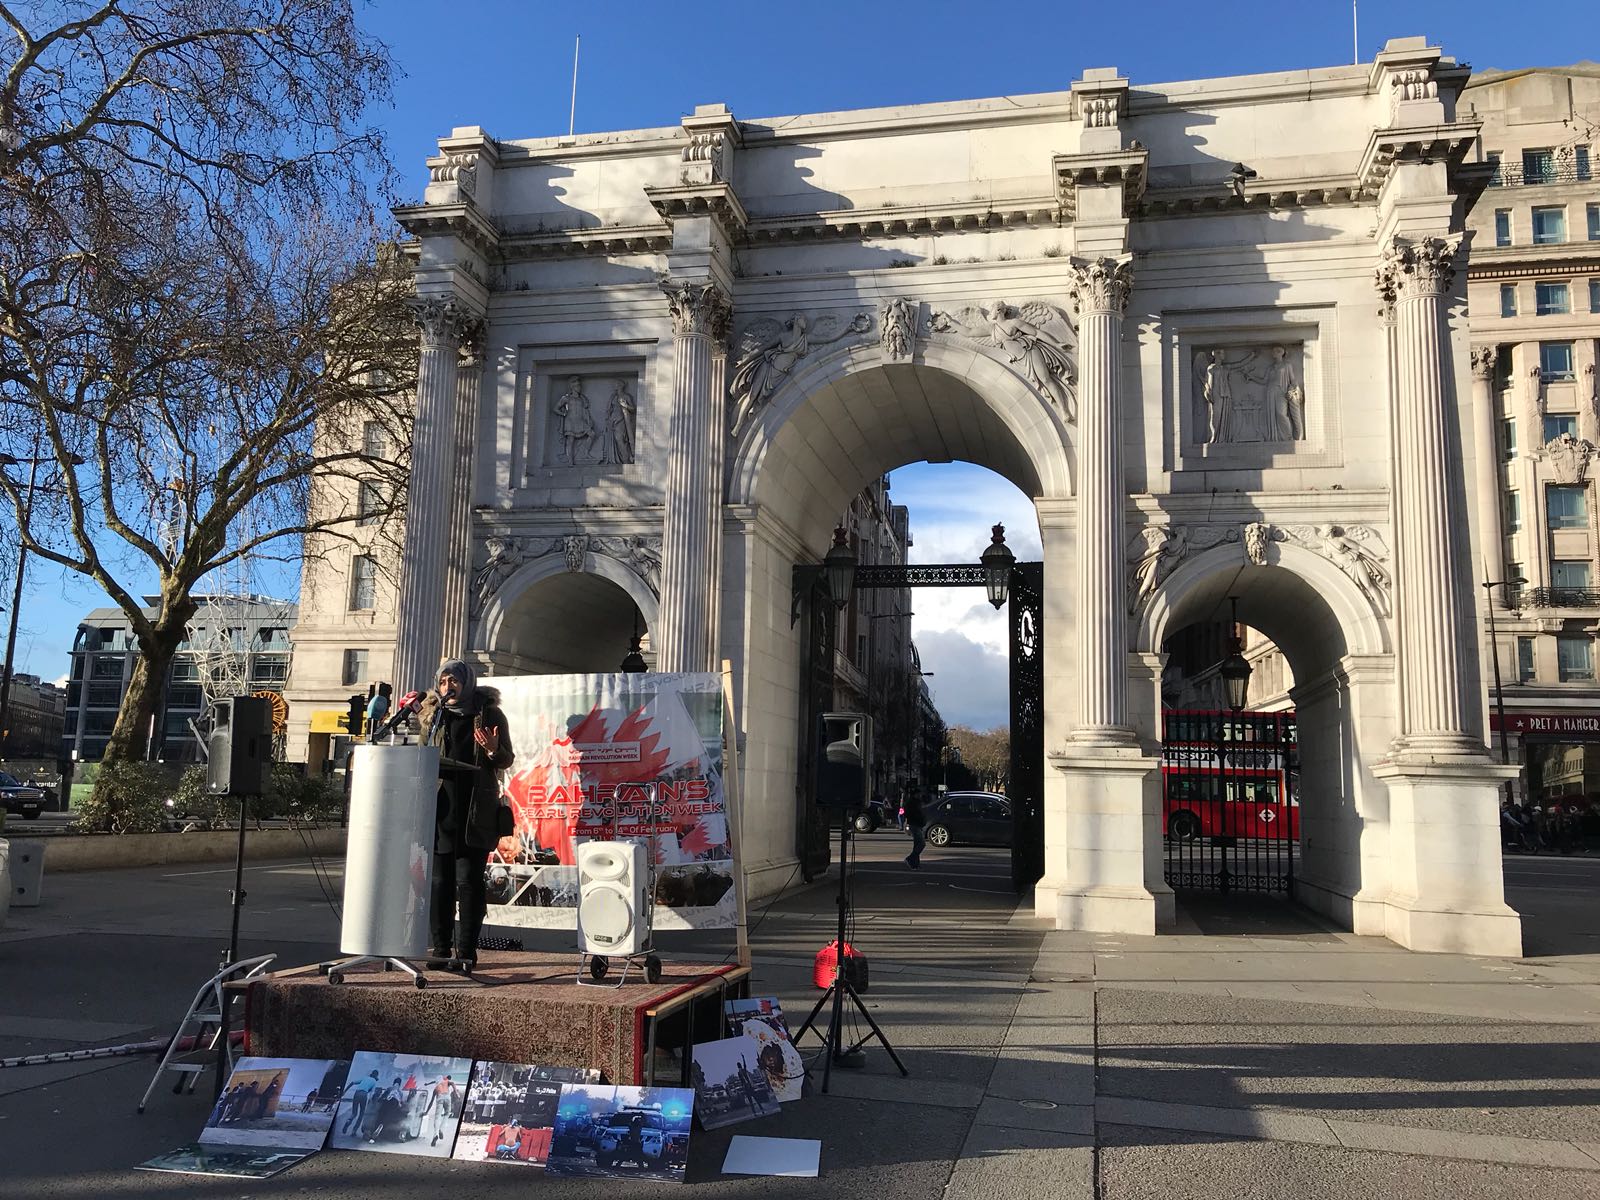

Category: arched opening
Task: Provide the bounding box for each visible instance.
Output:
[728,348,1070,906]
[479,568,654,675]
[1136,544,1390,935]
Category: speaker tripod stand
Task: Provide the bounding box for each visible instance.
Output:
[793,809,908,1093]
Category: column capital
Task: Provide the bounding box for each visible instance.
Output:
[1469,344,1498,380]
[408,296,479,346]
[1374,234,1463,306]
[659,276,732,341]
[1067,255,1134,317]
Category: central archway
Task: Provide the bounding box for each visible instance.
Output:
[723,340,1075,901]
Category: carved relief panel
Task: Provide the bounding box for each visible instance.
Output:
[520,359,646,481]
[1164,311,1337,471]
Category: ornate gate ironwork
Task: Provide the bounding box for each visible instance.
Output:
[1161,710,1298,893]
[792,560,1045,893]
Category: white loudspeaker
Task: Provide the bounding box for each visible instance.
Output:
[577,840,649,956]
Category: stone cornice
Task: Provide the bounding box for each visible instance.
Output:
[644,181,749,239]
[1465,245,1600,280]
[1353,121,1481,199]
[744,196,1059,243]
[1138,182,1358,217]
[392,202,501,259]
[1053,149,1148,221]
[499,223,672,260]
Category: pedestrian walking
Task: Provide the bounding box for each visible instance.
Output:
[903,782,927,870]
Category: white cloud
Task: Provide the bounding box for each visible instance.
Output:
[889,463,1036,730]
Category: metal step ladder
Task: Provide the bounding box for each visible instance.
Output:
[138,954,276,1114]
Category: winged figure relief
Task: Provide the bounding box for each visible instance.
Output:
[927,300,1077,421]
[728,311,872,438]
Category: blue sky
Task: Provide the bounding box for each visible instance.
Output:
[10,1,1584,729]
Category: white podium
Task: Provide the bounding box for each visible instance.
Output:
[325,744,438,988]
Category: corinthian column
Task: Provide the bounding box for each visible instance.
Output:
[1469,346,1506,593]
[1376,235,1478,752]
[656,278,731,673]
[1067,255,1135,741]
[392,297,467,694]
[440,323,485,661]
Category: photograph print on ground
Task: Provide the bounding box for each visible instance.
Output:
[201,1058,350,1150]
[725,996,807,1103]
[690,1034,781,1130]
[137,1145,314,1180]
[545,1084,694,1182]
[451,1061,600,1166]
[328,1051,473,1157]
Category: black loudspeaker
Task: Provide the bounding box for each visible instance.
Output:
[206,695,272,795]
[815,711,872,809]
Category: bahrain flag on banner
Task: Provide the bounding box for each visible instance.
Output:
[483,672,734,931]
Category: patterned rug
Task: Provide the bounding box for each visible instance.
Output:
[243,952,740,1084]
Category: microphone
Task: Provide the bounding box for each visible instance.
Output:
[373,690,425,742]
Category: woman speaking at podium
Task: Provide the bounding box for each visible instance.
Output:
[417,658,515,971]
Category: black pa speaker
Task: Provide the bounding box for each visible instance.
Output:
[815,711,872,809]
[205,695,272,795]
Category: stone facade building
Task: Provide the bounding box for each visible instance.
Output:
[361,36,1524,954]
[1460,64,1600,808]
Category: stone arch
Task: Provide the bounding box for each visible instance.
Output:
[474,551,659,670]
[1134,539,1390,664]
[727,337,1077,532]
[1131,536,1395,936]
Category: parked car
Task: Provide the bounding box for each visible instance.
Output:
[852,796,895,833]
[924,791,1012,848]
[0,771,46,819]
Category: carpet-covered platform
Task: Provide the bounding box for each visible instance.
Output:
[243,952,748,1084]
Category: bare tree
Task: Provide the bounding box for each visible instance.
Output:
[945,724,1010,793]
[0,3,413,826]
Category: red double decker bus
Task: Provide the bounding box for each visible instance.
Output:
[1161,709,1299,843]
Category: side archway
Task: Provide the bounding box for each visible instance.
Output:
[475,551,660,674]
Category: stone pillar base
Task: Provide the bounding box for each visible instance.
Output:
[1371,755,1523,957]
[1039,744,1163,936]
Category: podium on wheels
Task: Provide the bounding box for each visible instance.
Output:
[323,743,438,989]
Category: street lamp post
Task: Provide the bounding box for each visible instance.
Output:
[1482,575,1527,807]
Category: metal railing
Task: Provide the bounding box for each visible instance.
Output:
[1486,163,1593,188]
[1523,587,1600,609]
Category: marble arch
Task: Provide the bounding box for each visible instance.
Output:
[385,38,1525,956]
[475,553,660,672]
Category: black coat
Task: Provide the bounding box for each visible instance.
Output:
[418,688,515,854]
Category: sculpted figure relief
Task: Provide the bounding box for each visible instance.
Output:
[1126,526,1190,614]
[729,310,872,436]
[928,300,1076,420]
[881,298,915,360]
[1310,524,1391,616]
[1193,345,1306,446]
[553,376,597,465]
[472,537,522,616]
[601,382,636,465]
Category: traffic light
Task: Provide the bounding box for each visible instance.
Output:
[345,693,365,740]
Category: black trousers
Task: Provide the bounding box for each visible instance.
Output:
[430,846,487,957]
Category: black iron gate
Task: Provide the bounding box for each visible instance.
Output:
[1007,562,1044,892]
[1161,710,1298,893]
[792,559,1045,893]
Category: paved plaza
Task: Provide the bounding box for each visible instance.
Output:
[1,839,1597,1197]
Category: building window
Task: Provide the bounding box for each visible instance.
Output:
[86,682,121,708]
[1487,152,1503,186]
[1500,283,1517,316]
[166,684,201,709]
[1544,414,1578,441]
[356,480,382,527]
[1547,484,1589,529]
[1501,417,1516,460]
[1524,148,1556,184]
[361,420,388,459]
[1506,490,1522,532]
[1517,636,1536,682]
[1590,204,1600,241]
[1554,561,1593,589]
[1535,281,1570,315]
[1590,279,1600,313]
[1541,341,1575,380]
[251,660,289,686]
[1495,209,1512,246]
[1494,350,1514,391]
[342,649,368,687]
[169,658,200,682]
[1578,145,1592,181]
[1532,206,1568,244]
[349,555,378,611]
[1557,635,1594,681]
[90,656,123,680]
